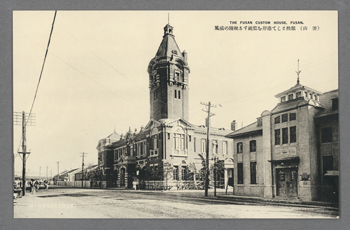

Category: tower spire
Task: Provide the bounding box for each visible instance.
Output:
[168,12,169,24]
[296,59,301,85]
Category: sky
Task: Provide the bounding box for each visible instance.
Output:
[13,11,338,177]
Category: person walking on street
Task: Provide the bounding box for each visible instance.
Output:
[30,179,35,195]
[44,180,49,191]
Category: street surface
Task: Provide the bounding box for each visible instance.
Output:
[14,187,339,218]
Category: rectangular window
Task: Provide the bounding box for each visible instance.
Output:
[181,134,185,150]
[154,135,158,149]
[281,96,286,102]
[332,98,338,110]
[174,90,177,98]
[282,128,288,144]
[168,133,170,140]
[282,114,288,122]
[223,141,227,155]
[323,156,333,175]
[178,90,181,99]
[237,142,243,153]
[296,92,301,98]
[250,140,256,152]
[321,127,333,143]
[288,94,294,100]
[201,139,206,153]
[310,94,313,99]
[212,140,218,154]
[289,113,296,121]
[274,116,280,124]
[275,129,281,145]
[314,95,318,101]
[173,166,179,180]
[181,166,188,180]
[144,141,147,155]
[237,163,243,184]
[250,162,257,184]
[189,135,191,142]
[290,126,296,143]
[194,137,196,152]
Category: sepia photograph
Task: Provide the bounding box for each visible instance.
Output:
[13,10,338,219]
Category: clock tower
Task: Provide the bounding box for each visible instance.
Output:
[147,23,190,121]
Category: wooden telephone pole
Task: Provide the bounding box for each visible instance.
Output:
[201,101,220,197]
[80,152,87,188]
[14,111,35,196]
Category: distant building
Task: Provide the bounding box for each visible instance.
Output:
[97,23,234,189]
[226,82,339,202]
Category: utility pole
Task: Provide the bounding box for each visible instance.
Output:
[14,111,35,196]
[201,101,218,197]
[56,161,60,183]
[80,152,87,188]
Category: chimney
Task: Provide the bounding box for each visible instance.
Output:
[231,120,236,131]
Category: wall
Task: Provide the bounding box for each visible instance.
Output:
[233,132,264,197]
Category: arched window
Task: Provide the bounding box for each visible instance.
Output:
[237,142,243,153]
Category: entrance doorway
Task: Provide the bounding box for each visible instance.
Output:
[276,168,298,197]
[120,168,125,187]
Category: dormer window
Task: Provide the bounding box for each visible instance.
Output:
[314,95,318,101]
[296,92,301,98]
[288,94,294,100]
[310,94,313,99]
[305,92,308,98]
[281,96,286,102]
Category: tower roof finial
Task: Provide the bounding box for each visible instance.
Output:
[168,12,170,24]
[296,59,301,85]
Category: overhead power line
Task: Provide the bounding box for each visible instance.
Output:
[26,10,57,127]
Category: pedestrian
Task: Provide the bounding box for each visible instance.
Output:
[30,179,35,195]
[99,181,102,189]
[44,180,49,191]
[90,180,93,189]
[35,180,40,192]
[132,179,137,190]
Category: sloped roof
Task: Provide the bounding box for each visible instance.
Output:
[226,121,262,138]
[155,27,182,58]
[315,89,338,118]
[271,97,323,114]
[158,118,196,129]
[275,83,322,98]
[107,131,120,140]
[194,125,232,136]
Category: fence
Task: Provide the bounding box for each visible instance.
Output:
[56,181,91,188]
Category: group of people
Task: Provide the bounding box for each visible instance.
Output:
[30,179,49,194]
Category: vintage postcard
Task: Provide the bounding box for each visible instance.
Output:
[13,11,338,218]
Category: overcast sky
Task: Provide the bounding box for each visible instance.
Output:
[13,11,338,177]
